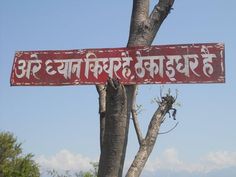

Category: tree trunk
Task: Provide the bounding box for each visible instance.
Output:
[98,79,128,177]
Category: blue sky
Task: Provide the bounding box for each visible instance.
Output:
[0,0,236,176]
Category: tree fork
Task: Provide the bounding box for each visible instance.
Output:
[97,0,175,177]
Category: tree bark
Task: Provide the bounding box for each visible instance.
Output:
[96,85,106,151]
[128,0,175,47]
[97,0,175,177]
[125,1,174,176]
[126,95,175,177]
[98,79,128,177]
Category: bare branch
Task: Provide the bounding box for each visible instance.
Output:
[128,0,175,47]
[158,122,179,135]
[132,0,149,22]
[146,0,175,45]
[131,86,143,144]
[131,86,144,145]
[131,109,144,145]
[145,95,175,142]
[96,85,106,113]
[96,84,106,151]
[149,0,174,24]
[128,0,149,47]
[129,0,149,30]
[126,95,176,177]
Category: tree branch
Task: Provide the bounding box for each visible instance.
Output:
[145,95,175,145]
[128,0,175,47]
[132,0,149,21]
[129,0,149,30]
[96,84,106,115]
[96,84,106,151]
[126,95,176,177]
[158,122,179,135]
[146,0,175,44]
[131,86,143,145]
[128,0,149,47]
[149,0,174,23]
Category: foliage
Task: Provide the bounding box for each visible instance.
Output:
[48,162,98,177]
[0,131,40,177]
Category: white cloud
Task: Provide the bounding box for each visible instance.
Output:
[36,149,96,172]
[206,151,236,166]
[36,148,236,175]
[145,148,236,173]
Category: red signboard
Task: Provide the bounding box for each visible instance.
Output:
[10,43,225,86]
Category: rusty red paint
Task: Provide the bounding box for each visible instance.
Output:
[10,43,225,86]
